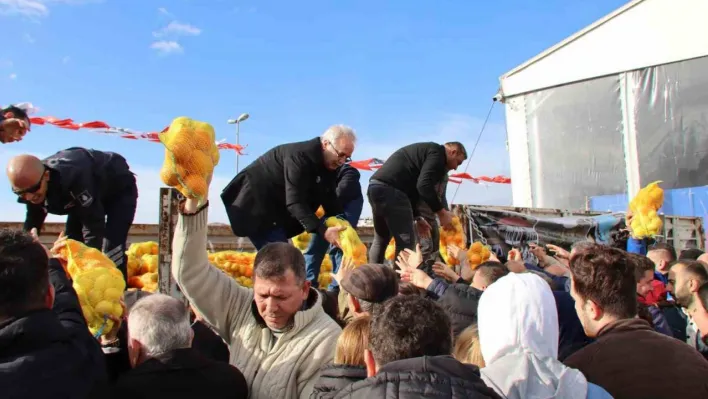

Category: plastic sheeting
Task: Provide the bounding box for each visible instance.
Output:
[524,76,627,210]
[632,56,708,189]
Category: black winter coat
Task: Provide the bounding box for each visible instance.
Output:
[112,348,248,399]
[333,356,500,399]
[370,142,448,215]
[310,364,367,399]
[428,279,482,337]
[221,137,343,237]
[21,147,136,249]
[0,259,108,399]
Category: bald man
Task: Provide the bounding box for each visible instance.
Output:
[7,147,138,279]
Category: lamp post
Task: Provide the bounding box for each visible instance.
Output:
[227,113,250,174]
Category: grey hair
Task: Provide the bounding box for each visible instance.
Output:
[127,293,192,357]
[321,124,357,145]
[571,240,596,253]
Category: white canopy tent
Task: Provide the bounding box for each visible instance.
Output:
[498,0,708,209]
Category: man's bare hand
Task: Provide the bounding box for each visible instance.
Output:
[416,218,432,239]
[324,226,346,248]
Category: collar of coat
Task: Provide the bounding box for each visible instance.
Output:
[0,309,70,357]
[250,287,323,332]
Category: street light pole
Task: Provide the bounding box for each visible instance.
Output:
[227,113,250,174]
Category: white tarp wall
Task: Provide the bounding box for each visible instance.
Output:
[500,0,708,209]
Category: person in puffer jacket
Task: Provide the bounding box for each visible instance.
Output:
[333,295,500,399]
[478,273,613,399]
[311,316,370,398]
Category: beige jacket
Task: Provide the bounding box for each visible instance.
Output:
[171,206,341,399]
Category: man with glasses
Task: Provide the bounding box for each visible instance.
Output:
[367,142,467,264]
[221,125,357,250]
[6,147,138,280]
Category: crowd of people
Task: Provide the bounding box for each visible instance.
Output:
[1,118,708,398]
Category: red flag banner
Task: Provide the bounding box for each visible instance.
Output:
[27,115,245,154]
[349,159,511,184]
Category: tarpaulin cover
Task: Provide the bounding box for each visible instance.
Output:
[632,56,708,189]
[524,75,627,209]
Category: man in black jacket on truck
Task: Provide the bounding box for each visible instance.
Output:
[6,147,138,279]
[368,142,466,264]
[221,125,357,250]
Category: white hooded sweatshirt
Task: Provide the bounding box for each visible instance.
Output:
[477,273,612,399]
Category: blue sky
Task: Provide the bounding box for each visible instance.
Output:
[0,0,629,224]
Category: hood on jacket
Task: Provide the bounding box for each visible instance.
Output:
[478,273,590,399]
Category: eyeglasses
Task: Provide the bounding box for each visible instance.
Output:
[328,142,352,163]
[13,168,46,195]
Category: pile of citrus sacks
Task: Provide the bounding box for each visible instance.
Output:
[126,241,159,292]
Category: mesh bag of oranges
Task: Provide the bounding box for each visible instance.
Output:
[439,216,466,266]
[58,239,125,337]
[159,117,220,203]
[385,238,396,261]
[629,181,664,239]
[125,241,159,292]
[208,250,255,288]
[466,241,492,270]
[325,216,368,266]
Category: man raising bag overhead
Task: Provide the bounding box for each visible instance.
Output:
[6,147,138,280]
[221,125,357,249]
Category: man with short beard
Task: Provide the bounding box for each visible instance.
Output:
[668,260,708,357]
[564,245,708,398]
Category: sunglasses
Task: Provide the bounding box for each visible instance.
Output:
[13,168,46,196]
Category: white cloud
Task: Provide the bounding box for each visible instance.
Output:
[0,0,99,19]
[150,40,183,55]
[61,55,70,64]
[8,73,17,80]
[153,21,201,38]
[23,33,35,43]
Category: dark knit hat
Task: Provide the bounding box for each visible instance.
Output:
[340,264,398,303]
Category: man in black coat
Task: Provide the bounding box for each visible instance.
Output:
[0,230,108,399]
[368,142,466,264]
[221,125,357,250]
[6,147,138,279]
[115,293,248,399]
[304,163,364,292]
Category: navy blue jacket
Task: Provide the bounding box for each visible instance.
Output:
[335,164,363,205]
[21,147,135,249]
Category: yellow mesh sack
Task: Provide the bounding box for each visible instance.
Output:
[291,232,312,251]
[60,239,125,337]
[325,217,368,266]
[629,181,664,238]
[466,241,491,270]
[385,238,396,261]
[159,117,219,202]
[439,216,466,265]
[208,250,255,288]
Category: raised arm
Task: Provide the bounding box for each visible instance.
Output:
[171,201,253,342]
